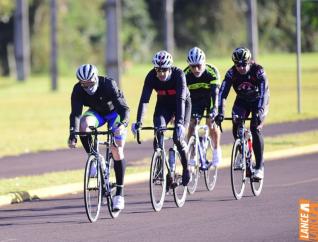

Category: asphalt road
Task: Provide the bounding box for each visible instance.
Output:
[1,152,317,242]
[1,118,317,179]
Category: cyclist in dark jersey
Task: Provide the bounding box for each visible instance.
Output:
[68,64,130,210]
[184,47,222,167]
[215,47,269,180]
[131,50,191,186]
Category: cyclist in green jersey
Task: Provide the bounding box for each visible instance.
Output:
[184,47,222,167]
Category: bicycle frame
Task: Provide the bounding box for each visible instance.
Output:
[223,116,263,199]
[192,116,210,168]
[224,117,252,170]
[74,126,120,220]
[137,126,187,210]
[137,126,175,174]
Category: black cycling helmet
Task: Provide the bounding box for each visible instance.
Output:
[232,47,251,64]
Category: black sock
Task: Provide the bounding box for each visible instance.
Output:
[114,159,126,196]
[79,135,92,153]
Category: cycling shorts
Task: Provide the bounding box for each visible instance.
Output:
[82,109,127,141]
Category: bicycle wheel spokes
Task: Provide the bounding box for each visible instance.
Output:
[204,137,218,191]
[173,151,187,208]
[187,137,199,195]
[84,155,102,222]
[149,150,166,212]
[231,140,246,200]
[106,157,120,218]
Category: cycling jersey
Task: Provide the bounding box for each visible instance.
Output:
[69,76,130,132]
[184,64,220,115]
[137,67,190,126]
[218,62,269,115]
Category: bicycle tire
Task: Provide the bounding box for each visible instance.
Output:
[173,150,187,208]
[84,155,102,222]
[187,136,199,195]
[204,137,218,191]
[250,159,264,197]
[149,149,166,212]
[106,157,120,218]
[230,139,246,200]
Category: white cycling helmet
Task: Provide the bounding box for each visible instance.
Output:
[152,50,173,68]
[187,47,206,65]
[76,64,98,81]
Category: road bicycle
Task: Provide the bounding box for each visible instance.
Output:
[222,116,264,200]
[187,114,218,194]
[137,126,187,212]
[75,126,120,222]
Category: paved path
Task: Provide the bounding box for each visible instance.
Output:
[1,153,318,242]
[1,118,317,179]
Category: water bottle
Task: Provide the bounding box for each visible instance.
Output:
[169,148,176,172]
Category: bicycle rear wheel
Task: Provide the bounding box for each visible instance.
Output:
[250,160,264,197]
[84,155,102,222]
[204,137,218,191]
[173,151,187,208]
[149,150,166,212]
[106,157,120,218]
[187,136,199,195]
[231,139,246,200]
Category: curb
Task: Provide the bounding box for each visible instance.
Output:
[1,145,318,207]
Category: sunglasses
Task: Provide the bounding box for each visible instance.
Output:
[155,67,170,73]
[80,80,96,89]
[190,64,203,69]
[235,62,248,67]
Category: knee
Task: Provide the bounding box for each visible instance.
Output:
[80,116,95,132]
[250,124,261,134]
[112,146,124,160]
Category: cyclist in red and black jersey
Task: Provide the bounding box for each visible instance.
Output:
[215,47,269,180]
[131,50,191,186]
[184,47,222,167]
[68,64,130,210]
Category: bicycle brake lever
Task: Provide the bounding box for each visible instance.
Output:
[136,130,141,144]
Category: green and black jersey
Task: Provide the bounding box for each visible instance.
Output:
[184,64,221,112]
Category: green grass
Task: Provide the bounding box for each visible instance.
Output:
[0,52,317,157]
[0,165,149,196]
[0,130,317,196]
[221,130,318,161]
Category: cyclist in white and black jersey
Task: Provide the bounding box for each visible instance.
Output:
[68,64,130,211]
[215,47,269,180]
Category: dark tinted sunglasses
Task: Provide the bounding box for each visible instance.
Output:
[190,64,203,69]
[235,62,248,67]
[155,67,170,73]
[80,80,96,88]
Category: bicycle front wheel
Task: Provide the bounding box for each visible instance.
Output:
[149,150,166,212]
[231,139,246,200]
[84,155,102,222]
[204,137,218,191]
[106,157,120,218]
[187,136,199,195]
[173,150,187,208]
